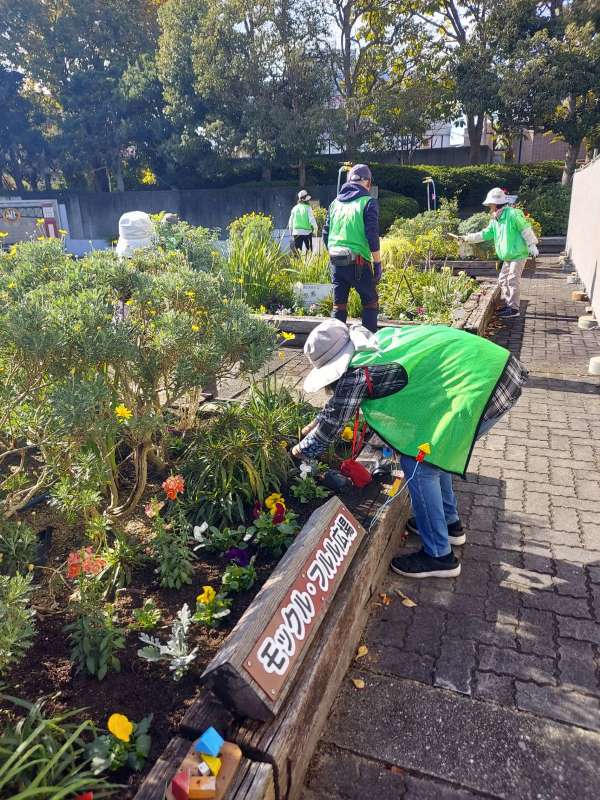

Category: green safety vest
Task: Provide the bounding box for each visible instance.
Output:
[290,203,312,232]
[481,207,530,261]
[350,325,510,475]
[327,196,372,262]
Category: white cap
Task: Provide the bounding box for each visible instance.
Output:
[116,211,155,258]
[482,188,516,206]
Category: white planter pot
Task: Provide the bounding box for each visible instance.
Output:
[294,282,333,308]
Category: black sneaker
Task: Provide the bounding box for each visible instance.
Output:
[390,549,461,579]
[405,517,466,546]
[498,306,520,318]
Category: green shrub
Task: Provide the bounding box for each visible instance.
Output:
[182,379,314,526]
[0,240,276,518]
[388,198,459,240]
[151,507,195,590]
[289,249,331,284]
[378,191,420,234]
[519,183,571,235]
[221,561,257,593]
[458,212,496,259]
[0,572,36,675]
[312,206,327,234]
[151,213,223,272]
[0,521,37,576]
[378,265,478,323]
[225,212,294,309]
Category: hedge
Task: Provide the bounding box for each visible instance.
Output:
[378,191,420,234]
[305,160,563,210]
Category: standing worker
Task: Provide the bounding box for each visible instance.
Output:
[457,188,539,319]
[291,319,528,578]
[288,190,318,252]
[322,164,381,333]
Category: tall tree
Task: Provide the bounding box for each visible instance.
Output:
[497,1,600,185]
[411,0,502,163]
[0,0,162,190]
[162,0,332,182]
[320,0,430,155]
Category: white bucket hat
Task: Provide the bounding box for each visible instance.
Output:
[303,320,378,393]
[298,189,311,201]
[482,187,517,206]
[116,211,156,258]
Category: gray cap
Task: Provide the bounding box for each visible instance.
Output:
[347,164,372,183]
[303,319,355,393]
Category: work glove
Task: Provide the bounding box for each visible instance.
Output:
[528,244,539,258]
[373,261,382,283]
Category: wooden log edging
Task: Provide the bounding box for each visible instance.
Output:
[180,471,410,800]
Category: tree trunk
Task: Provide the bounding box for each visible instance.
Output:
[562,140,580,186]
[298,160,306,188]
[261,164,272,183]
[466,114,484,164]
[114,161,125,192]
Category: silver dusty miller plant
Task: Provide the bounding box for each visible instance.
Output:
[137,603,198,681]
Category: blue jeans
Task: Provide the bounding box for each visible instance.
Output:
[401,416,499,557]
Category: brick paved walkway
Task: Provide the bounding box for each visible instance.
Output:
[302,258,600,800]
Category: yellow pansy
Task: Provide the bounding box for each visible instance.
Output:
[280,331,295,341]
[265,492,284,510]
[114,403,133,421]
[108,713,133,742]
[341,426,354,442]
[197,585,216,605]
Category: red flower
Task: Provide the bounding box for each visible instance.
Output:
[272,502,286,525]
[252,500,262,520]
[75,793,94,800]
[162,474,185,500]
[67,551,82,579]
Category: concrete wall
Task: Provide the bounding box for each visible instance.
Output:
[2,185,339,243]
[566,156,600,320]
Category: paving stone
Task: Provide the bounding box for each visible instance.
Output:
[404,606,445,657]
[552,506,580,533]
[515,682,600,732]
[558,616,600,645]
[305,744,406,800]
[371,646,435,684]
[404,775,486,799]
[478,644,556,684]
[434,637,476,695]
[473,671,515,706]
[517,607,556,657]
[521,590,591,619]
[553,561,588,598]
[558,637,600,695]
[587,565,600,584]
[484,587,521,625]
[553,545,600,565]
[447,611,517,649]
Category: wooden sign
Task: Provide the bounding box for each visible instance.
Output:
[200,498,366,721]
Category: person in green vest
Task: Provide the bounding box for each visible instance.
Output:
[288,190,318,252]
[322,164,381,332]
[457,187,539,319]
[291,319,528,579]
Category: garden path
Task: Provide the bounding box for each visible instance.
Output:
[300,256,600,800]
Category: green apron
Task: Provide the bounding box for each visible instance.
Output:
[350,325,510,475]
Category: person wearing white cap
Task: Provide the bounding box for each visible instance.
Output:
[288,190,318,252]
[291,318,527,579]
[456,188,538,319]
[115,210,156,258]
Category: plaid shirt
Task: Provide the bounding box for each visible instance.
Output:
[298,354,528,459]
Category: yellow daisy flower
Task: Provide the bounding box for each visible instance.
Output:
[114,403,133,421]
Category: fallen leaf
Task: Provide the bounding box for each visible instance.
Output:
[389,766,405,776]
[351,678,365,689]
[379,592,392,606]
[356,645,368,659]
[395,589,417,607]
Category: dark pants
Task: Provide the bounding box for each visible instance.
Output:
[332,261,379,332]
[293,234,313,252]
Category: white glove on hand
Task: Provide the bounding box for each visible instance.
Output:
[528,244,539,258]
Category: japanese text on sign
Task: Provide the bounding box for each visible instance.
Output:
[244,509,364,697]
